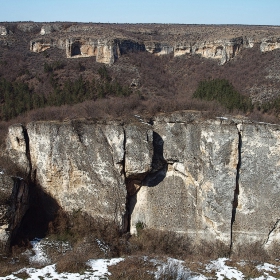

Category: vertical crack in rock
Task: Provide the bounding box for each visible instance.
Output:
[265,219,280,245]
[122,126,130,232]
[230,124,242,254]
[22,126,32,182]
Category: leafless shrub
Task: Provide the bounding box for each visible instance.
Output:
[231,242,270,262]
[0,246,30,277]
[109,257,154,280]
[55,250,89,274]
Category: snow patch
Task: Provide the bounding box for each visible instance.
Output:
[205,258,244,280]
[257,262,280,273]
[25,238,72,266]
[0,258,124,280]
[87,258,124,278]
[29,238,50,265]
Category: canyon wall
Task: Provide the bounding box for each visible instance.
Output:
[29,35,280,65]
[2,111,280,253]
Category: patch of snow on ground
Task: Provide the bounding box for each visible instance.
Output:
[87,258,124,278]
[257,262,278,273]
[0,258,124,280]
[206,258,244,280]
[26,237,72,266]
[255,262,280,280]
[29,238,50,265]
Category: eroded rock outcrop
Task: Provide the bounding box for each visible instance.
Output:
[192,37,243,65]
[130,113,239,247]
[6,124,30,175]
[29,33,280,65]
[0,173,29,253]
[6,120,153,229]
[233,123,280,252]
[30,38,65,53]
[40,24,62,36]
[65,38,146,64]
[0,26,7,36]
[4,112,280,253]
[260,37,280,52]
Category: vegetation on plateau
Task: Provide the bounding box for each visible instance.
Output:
[192,79,253,112]
[0,66,131,121]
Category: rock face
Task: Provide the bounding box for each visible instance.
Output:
[4,112,280,253]
[192,37,243,65]
[17,22,40,33]
[145,42,174,56]
[0,26,7,36]
[0,174,29,253]
[27,35,268,65]
[260,37,280,52]
[30,38,65,53]
[130,113,239,247]
[233,123,280,251]
[29,33,280,65]
[26,121,128,225]
[65,38,145,64]
[6,120,153,229]
[40,24,62,36]
[5,124,30,175]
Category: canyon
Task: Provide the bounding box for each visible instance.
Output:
[1,22,280,65]
[29,34,280,65]
[1,111,280,255]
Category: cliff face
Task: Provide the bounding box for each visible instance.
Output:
[29,35,279,65]
[3,111,280,253]
[0,174,29,253]
[130,114,239,247]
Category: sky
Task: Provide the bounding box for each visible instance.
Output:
[0,0,279,25]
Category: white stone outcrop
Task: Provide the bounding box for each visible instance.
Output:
[4,112,280,253]
[260,37,280,52]
[0,26,7,36]
[29,34,280,65]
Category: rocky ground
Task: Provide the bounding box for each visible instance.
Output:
[1,238,280,280]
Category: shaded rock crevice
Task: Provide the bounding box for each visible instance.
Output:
[265,219,280,245]
[3,125,61,249]
[230,124,242,253]
[124,129,168,233]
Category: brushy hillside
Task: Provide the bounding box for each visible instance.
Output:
[0,22,280,130]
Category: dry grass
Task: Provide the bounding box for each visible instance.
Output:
[230,260,264,279]
[0,246,30,277]
[109,257,155,280]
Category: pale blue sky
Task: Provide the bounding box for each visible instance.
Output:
[0,0,279,25]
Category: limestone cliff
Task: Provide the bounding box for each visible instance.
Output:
[29,34,278,65]
[260,37,280,52]
[2,111,280,254]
